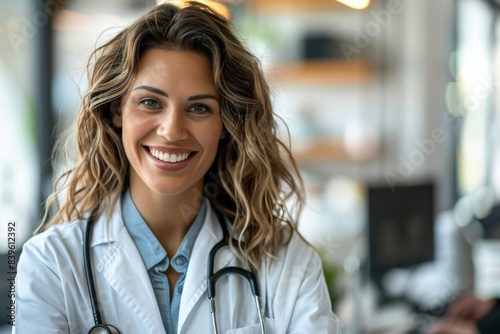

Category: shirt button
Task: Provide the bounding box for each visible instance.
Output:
[177,284,184,293]
[176,257,186,266]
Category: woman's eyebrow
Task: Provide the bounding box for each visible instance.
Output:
[133,85,167,97]
[188,94,219,102]
[133,86,219,103]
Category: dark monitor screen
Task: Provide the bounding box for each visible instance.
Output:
[368,183,435,275]
[478,204,500,239]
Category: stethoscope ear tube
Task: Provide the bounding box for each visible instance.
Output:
[84,210,122,334]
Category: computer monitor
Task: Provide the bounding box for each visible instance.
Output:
[477,204,500,239]
[368,182,435,303]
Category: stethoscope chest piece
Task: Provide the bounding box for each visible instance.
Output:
[88,324,120,334]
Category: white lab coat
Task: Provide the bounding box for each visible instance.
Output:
[16,199,341,333]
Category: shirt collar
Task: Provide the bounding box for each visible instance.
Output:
[121,189,207,270]
[174,198,206,267]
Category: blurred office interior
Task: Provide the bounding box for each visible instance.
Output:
[2,0,500,332]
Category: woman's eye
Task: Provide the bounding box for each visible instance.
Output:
[140,99,160,109]
[189,104,211,114]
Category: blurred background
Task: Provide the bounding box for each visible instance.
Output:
[2,0,500,332]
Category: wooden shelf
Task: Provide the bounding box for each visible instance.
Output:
[251,0,360,13]
[293,137,378,162]
[267,59,375,85]
[293,138,349,162]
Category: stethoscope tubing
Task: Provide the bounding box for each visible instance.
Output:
[207,211,266,334]
[84,212,104,326]
[84,211,120,334]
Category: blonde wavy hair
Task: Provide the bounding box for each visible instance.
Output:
[37,1,304,269]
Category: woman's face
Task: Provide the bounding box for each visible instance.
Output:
[113,48,223,200]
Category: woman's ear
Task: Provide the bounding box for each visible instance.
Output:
[110,100,122,128]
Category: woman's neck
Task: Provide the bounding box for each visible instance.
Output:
[129,185,204,256]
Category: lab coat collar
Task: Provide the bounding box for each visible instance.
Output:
[90,197,166,333]
[98,226,165,333]
[82,198,165,333]
[89,195,124,247]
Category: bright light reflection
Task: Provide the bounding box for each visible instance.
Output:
[336,0,370,10]
[157,0,230,19]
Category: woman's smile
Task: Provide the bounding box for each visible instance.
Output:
[148,148,192,163]
[144,146,198,172]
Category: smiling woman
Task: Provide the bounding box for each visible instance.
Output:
[15,2,341,333]
[113,49,223,226]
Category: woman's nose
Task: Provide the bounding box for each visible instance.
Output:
[156,110,188,141]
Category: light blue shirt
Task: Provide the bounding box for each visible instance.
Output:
[121,189,206,334]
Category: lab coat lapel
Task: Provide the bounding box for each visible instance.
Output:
[178,202,234,331]
[92,203,166,334]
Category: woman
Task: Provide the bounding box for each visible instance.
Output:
[17,2,340,333]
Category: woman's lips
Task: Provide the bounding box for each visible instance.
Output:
[144,146,197,171]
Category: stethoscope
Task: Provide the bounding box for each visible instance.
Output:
[83,208,266,334]
[208,210,266,334]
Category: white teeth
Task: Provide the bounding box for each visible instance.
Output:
[149,148,190,163]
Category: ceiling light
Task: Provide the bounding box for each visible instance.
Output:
[157,0,230,19]
[336,0,370,10]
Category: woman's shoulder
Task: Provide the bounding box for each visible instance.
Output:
[285,228,317,254]
[16,217,91,280]
[271,229,320,269]
[25,198,123,256]
[23,217,88,257]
